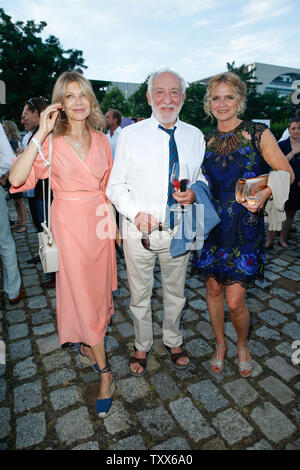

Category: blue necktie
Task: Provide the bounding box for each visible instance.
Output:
[158,124,178,229]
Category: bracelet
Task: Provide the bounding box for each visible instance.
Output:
[31,137,50,167]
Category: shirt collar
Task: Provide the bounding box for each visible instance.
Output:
[150,113,182,132]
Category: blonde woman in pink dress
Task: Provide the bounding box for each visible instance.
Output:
[9,71,117,418]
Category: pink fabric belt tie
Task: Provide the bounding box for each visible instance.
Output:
[54,191,102,201]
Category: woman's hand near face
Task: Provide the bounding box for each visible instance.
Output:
[38,103,62,139]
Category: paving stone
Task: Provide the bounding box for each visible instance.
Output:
[0,407,10,439]
[9,339,32,360]
[212,409,253,445]
[224,322,238,342]
[223,379,258,406]
[13,357,37,380]
[72,441,100,450]
[189,298,208,311]
[185,338,213,357]
[109,355,131,378]
[169,397,215,442]
[14,380,42,413]
[196,321,215,339]
[136,405,176,437]
[150,372,180,400]
[116,322,135,338]
[257,310,287,326]
[33,323,56,336]
[259,376,296,404]
[268,298,295,314]
[285,439,300,450]
[42,349,72,372]
[265,356,299,381]
[27,295,48,309]
[105,335,119,352]
[275,341,294,358]
[117,376,149,403]
[247,439,273,450]
[55,407,94,445]
[248,288,271,300]
[249,340,269,357]
[103,400,132,435]
[181,309,198,321]
[6,309,26,324]
[0,378,6,403]
[246,297,264,313]
[47,368,77,387]
[264,271,281,281]
[152,437,191,450]
[269,287,295,300]
[282,271,300,281]
[8,323,29,340]
[16,412,46,449]
[250,402,297,443]
[282,322,300,340]
[31,310,53,325]
[109,434,146,450]
[49,386,80,410]
[185,277,203,288]
[254,326,281,341]
[36,334,60,354]
[187,379,229,411]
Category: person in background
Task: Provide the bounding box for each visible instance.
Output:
[192,72,294,378]
[2,120,27,233]
[9,71,117,419]
[0,122,26,304]
[107,69,207,376]
[105,109,122,160]
[265,118,300,248]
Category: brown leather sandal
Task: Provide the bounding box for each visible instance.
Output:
[164,345,190,370]
[128,346,152,377]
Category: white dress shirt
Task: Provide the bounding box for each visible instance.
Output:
[106,114,207,224]
[106,126,121,159]
[0,123,15,177]
[21,131,32,148]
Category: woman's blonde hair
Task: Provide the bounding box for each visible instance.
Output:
[51,71,106,135]
[204,72,247,119]
[2,120,20,141]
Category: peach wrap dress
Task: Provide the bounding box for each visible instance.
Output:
[11,131,117,346]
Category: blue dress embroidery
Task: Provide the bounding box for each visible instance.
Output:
[192,121,269,288]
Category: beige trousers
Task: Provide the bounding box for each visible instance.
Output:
[123,218,190,352]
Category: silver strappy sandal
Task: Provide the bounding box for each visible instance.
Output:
[210,343,226,374]
[238,345,253,378]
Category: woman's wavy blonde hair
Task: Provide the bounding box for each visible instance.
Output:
[204,72,247,119]
[51,71,106,135]
[2,120,20,141]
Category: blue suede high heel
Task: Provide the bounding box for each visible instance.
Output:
[74,343,100,374]
[96,365,115,418]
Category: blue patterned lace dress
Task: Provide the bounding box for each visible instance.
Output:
[192,120,269,288]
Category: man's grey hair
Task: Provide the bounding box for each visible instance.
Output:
[147,68,187,99]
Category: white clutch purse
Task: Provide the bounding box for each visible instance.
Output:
[36,134,59,273]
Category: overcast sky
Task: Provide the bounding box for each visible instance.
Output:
[2,0,299,85]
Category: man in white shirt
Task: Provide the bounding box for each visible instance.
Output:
[105,109,122,159]
[0,123,26,304]
[107,69,206,376]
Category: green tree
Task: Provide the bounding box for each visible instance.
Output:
[127,79,151,118]
[100,86,131,116]
[0,8,86,124]
[180,82,210,131]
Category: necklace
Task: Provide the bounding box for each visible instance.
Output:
[74,141,80,149]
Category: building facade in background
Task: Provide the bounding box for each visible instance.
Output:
[195,62,300,97]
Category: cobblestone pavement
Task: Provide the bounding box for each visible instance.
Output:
[1,200,299,451]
